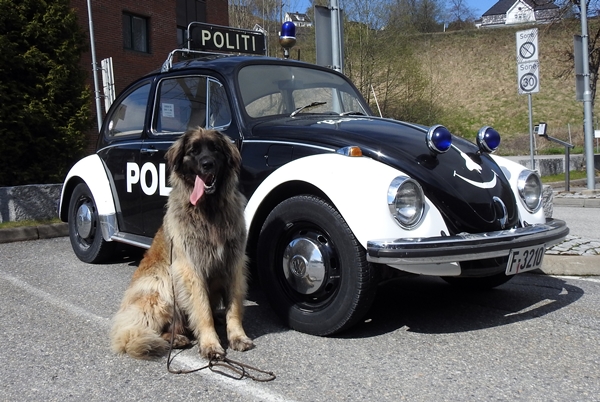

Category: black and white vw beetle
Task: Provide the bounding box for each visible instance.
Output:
[59,23,569,335]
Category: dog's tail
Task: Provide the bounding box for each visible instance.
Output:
[110,318,169,359]
[110,289,171,359]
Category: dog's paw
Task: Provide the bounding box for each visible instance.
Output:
[229,335,255,352]
[200,342,226,360]
[170,334,192,349]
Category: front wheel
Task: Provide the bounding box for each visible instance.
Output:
[68,183,115,263]
[257,195,378,336]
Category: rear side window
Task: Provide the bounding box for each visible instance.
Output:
[153,76,232,134]
[106,82,150,138]
[155,76,207,134]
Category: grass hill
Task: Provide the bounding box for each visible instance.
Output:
[410,20,595,155]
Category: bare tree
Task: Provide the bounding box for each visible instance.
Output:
[446,0,476,30]
[554,0,600,106]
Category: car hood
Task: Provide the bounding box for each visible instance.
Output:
[250,115,519,235]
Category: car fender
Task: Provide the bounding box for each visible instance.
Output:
[490,154,546,224]
[245,153,449,249]
[59,154,116,220]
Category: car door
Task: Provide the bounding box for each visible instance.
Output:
[139,73,238,237]
[97,79,152,235]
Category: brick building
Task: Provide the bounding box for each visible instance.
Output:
[70,0,229,149]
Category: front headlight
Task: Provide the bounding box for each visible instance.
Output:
[517,170,542,212]
[387,177,425,229]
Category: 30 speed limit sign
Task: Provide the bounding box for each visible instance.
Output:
[517,61,539,94]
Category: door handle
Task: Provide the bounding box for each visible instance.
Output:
[140,148,159,155]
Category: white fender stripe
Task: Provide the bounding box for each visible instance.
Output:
[59,154,116,218]
[245,153,449,249]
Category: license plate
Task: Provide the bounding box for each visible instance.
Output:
[505,245,546,275]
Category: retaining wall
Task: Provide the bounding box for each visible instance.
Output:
[0,184,62,223]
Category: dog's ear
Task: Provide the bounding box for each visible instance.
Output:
[165,130,189,172]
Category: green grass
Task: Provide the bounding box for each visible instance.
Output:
[0,218,62,229]
[538,146,585,155]
[541,170,591,183]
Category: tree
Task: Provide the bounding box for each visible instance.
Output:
[445,0,476,30]
[0,0,90,186]
[385,0,445,33]
[554,0,600,106]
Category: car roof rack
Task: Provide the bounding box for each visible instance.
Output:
[162,22,267,72]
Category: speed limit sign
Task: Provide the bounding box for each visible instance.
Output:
[517,61,539,94]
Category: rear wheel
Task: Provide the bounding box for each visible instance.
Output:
[68,183,115,263]
[257,195,378,335]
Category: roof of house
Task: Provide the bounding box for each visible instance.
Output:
[482,0,558,17]
[286,12,312,23]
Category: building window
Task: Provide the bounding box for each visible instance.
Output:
[123,13,149,53]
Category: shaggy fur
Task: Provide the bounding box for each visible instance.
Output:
[110,128,253,359]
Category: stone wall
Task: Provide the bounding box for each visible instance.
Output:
[0,184,62,223]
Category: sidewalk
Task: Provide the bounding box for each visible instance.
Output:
[0,216,598,277]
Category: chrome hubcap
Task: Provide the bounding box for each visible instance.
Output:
[76,202,93,239]
[282,236,328,295]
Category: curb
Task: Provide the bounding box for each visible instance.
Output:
[553,197,600,208]
[539,254,600,276]
[0,223,598,277]
[0,223,69,244]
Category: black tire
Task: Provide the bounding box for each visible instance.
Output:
[441,272,513,290]
[68,183,115,263]
[256,195,378,336]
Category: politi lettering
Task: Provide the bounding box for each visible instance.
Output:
[200,29,257,53]
[126,162,171,196]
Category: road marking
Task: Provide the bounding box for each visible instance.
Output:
[1,269,295,402]
[0,270,108,324]
[551,275,600,284]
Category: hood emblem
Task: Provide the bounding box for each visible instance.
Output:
[453,170,498,189]
[456,147,482,173]
[493,196,508,228]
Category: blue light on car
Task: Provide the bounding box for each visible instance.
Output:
[279,22,297,59]
[477,126,501,153]
[280,21,296,40]
[426,125,452,154]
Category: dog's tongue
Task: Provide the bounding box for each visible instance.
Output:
[190,175,205,205]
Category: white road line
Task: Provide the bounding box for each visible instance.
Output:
[0,270,108,324]
[551,275,600,283]
[1,270,296,402]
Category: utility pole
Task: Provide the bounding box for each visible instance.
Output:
[578,0,596,189]
[86,0,103,132]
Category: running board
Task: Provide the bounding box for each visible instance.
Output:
[110,232,153,249]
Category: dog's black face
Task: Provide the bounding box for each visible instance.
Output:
[183,138,225,196]
[165,128,241,205]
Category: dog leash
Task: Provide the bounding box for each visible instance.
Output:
[166,238,276,382]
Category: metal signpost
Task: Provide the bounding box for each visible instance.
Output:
[516,28,539,170]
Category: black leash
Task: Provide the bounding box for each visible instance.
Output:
[165,238,276,382]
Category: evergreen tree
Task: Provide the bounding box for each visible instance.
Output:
[0,0,90,186]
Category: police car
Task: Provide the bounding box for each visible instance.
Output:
[59,22,569,336]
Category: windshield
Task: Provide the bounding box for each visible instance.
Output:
[238,64,369,118]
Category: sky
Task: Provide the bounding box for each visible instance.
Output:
[291,0,501,20]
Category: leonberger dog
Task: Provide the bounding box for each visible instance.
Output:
[110,128,254,359]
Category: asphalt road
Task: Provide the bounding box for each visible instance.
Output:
[553,205,600,240]
[1,237,600,401]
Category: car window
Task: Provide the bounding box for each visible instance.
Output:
[207,79,231,130]
[106,82,150,138]
[154,76,207,134]
[238,64,368,118]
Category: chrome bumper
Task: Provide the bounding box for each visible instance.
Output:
[367,219,569,265]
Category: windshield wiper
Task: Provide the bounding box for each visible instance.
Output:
[339,111,366,116]
[290,101,327,117]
